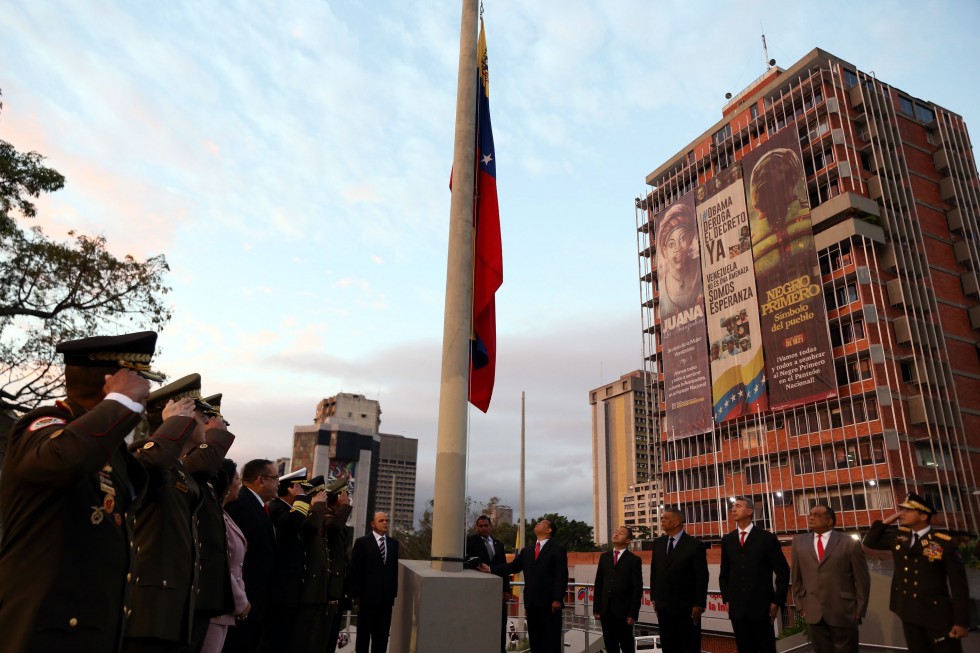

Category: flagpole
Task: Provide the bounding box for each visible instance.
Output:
[430,0,479,573]
[519,390,525,550]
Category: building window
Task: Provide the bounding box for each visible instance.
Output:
[830,319,865,348]
[843,69,858,89]
[750,103,760,120]
[914,103,935,123]
[713,124,732,145]
[915,443,956,470]
[898,96,915,117]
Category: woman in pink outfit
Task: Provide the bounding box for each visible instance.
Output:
[201,459,251,653]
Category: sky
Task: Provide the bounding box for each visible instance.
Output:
[2,0,979,528]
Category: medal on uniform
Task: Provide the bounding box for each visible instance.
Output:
[90,506,105,525]
[923,541,944,561]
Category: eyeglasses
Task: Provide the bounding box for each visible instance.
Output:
[258,474,278,481]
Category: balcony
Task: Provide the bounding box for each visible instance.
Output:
[893,315,941,350]
[954,240,974,268]
[947,207,964,234]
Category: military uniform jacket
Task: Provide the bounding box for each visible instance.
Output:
[125,422,234,643]
[194,480,234,617]
[863,520,970,629]
[269,495,317,607]
[0,397,147,653]
[299,502,352,604]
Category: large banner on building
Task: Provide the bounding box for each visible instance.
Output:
[656,191,712,438]
[696,166,769,422]
[741,129,837,409]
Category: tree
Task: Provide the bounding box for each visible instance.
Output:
[0,91,171,413]
[524,513,600,552]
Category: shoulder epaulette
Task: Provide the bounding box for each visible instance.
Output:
[933,531,952,541]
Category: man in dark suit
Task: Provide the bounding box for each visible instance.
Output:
[466,515,511,653]
[490,518,569,653]
[350,511,400,653]
[791,504,869,653]
[593,525,643,653]
[222,459,280,653]
[719,496,790,653]
[0,332,159,653]
[863,493,969,652]
[650,509,708,653]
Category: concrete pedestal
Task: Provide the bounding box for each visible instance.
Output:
[391,560,502,653]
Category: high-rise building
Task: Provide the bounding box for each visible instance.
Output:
[637,48,979,541]
[375,433,418,533]
[491,504,513,525]
[590,371,658,544]
[291,393,417,535]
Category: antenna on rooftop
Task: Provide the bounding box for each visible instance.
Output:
[761,24,775,70]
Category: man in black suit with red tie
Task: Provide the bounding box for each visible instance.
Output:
[466,515,511,653]
[650,508,708,653]
[490,518,568,653]
[223,459,280,653]
[719,497,790,653]
[350,511,400,653]
[593,525,643,653]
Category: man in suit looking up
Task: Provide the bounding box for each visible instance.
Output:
[488,518,568,653]
[790,504,869,653]
[719,497,790,653]
[222,459,280,653]
[466,515,511,653]
[350,511,400,653]
[650,509,708,653]
[593,525,643,653]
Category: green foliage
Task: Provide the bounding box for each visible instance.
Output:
[776,612,808,640]
[0,91,171,411]
[524,513,600,552]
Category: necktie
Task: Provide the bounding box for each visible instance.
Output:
[816,534,824,561]
[485,537,495,558]
[263,503,270,516]
[613,550,620,565]
[667,536,675,556]
[379,535,387,563]
[739,531,746,547]
[910,533,919,550]
[535,541,541,560]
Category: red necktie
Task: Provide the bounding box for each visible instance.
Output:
[613,550,620,565]
[264,503,270,516]
[739,531,746,547]
[535,541,541,560]
[816,534,825,561]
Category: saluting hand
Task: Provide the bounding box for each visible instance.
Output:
[204,415,225,430]
[104,369,151,404]
[163,397,197,420]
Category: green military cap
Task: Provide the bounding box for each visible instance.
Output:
[201,393,229,425]
[57,331,165,382]
[145,374,215,415]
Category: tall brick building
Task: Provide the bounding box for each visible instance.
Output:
[637,47,979,541]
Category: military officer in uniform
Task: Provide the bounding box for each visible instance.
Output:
[0,331,161,653]
[192,394,235,653]
[863,492,970,652]
[124,374,235,653]
[292,477,352,653]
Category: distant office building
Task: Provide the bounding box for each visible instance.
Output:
[314,393,380,433]
[492,504,513,525]
[637,48,980,541]
[274,457,291,476]
[375,433,418,532]
[590,371,658,545]
[292,393,417,535]
[621,482,663,539]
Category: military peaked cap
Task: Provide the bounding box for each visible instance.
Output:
[57,331,164,381]
[145,373,215,415]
